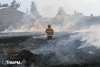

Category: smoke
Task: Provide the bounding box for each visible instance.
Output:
[1,1,77,33]
[3,14,84,33]
[2,14,46,33]
[41,2,74,18]
[4,0,98,33]
[31,25,100,64]
[1,0,100,33]
[2,1,100,54]
[6,7,98,33]
[0,1,100,66]
[32,34,81,63]
[76,24,100,48]
[28,21,100,64]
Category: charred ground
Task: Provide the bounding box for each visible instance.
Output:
[0,32,100,67]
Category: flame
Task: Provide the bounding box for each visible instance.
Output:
[35,23,45,30]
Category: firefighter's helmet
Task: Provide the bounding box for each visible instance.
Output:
[48,24,51,27]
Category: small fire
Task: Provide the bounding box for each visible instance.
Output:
[35,23,45,30]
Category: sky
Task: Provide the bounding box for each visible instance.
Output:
[1,0,100,18]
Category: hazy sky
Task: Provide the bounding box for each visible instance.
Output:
[1,0,100,18]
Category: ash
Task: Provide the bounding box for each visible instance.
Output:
[0,32,100,67]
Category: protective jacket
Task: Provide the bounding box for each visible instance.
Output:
[46,28,54,36]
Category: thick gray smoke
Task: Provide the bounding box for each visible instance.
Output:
[77,25,100,48]
[1,1,100,33]
[31,30,100,64]
[2,7,87,33]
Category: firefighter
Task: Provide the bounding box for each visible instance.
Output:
[45,24,54,40]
